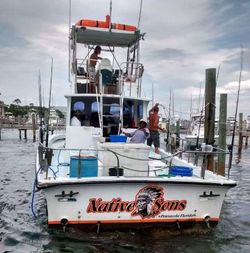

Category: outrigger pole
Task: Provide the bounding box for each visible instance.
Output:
[45,58,54,148]
[109,0,112,32]
[228,46,244,176]
[68,0,72,83]
[137,0,143,29]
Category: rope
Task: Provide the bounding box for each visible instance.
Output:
[121,165,169,173]
[31,166,42,218]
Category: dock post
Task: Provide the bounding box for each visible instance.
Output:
[19,129,22,139]
[24,129,27,140]
[176,120,180,148]
[204,68,216,171]
[218,94,227,176]
[245,136,249,147]
[238,113,243,161]
[32,113,36,142]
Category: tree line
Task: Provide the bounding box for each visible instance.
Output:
[4,99,64,119]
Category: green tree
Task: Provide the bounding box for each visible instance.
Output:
[56,109,65,119]
[13,98,21,105]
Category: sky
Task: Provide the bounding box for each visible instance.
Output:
[0,0,250,119]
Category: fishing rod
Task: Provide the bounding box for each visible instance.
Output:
[45,58,54,148]
[38,70,44,143]
[137,0,143,29]
[228,47,244,177]
[68,0,72,83]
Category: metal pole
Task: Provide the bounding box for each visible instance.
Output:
[238,112,243,162]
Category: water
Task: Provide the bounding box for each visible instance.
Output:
[0,128,250,252]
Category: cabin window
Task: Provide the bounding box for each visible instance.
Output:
[73,101,85,111]
[90,101,100,127]
[91,101,100,112]
[138,104,143,119]
[70,101,86,126]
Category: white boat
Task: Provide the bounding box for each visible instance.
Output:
[35,12,236,232]
[246,116,250,131]
[185,114,219,150]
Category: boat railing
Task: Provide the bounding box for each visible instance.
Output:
[163,136,231,178]
[38,143,231,180]
[73,58,144,97]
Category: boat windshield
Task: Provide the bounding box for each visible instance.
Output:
[70,97,144,136]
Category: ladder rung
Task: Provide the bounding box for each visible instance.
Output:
[103,114,120,117]
[102,104,120,107]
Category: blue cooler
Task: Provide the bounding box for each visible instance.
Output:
[70,156,98,177]
[110,135,127,143]
[169,166,193,177]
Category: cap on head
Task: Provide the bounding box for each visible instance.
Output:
[139,118,147,124]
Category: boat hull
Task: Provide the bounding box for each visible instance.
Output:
[42,180,232,230]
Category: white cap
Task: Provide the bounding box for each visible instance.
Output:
[139,118,147,124]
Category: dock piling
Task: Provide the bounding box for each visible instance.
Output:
[218,94,227,176]
[204,68,216,171]
[238,113,243,161]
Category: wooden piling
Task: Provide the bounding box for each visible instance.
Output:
[19,128,27,140]
[0,127,1,141]
[238,113,243,161]
[32,113,36,142]
[176,120,180,148]
[204,68,216,171]
[245,136,249,147]
[218,94,227,176]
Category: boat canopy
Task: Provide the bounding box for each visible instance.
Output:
[72,26,143,47]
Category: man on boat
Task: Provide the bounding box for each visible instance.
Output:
[89,45,102,93]
[123,118,149,143]
[147,103,165,154]
[70,110,82,126]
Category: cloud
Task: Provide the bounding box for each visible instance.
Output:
[0,0,250,118]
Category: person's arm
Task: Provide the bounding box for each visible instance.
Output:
[123,132,132,137]
[158,126,166,132]
[148,103,159,113]
[141,128,150,138]
[123,130,135,137]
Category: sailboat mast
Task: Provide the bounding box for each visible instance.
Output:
[228,47,244,175]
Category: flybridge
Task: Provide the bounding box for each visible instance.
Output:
[72,14,143,47]
[71,26,143,48]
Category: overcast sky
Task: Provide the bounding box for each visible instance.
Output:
[0,0,250,119]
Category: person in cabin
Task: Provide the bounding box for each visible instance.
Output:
[147,103,166,154]
[123,119,149,143]
[89,45,102,93]
[70,110,82,126]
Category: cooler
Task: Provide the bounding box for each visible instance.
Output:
[70,156,98,177]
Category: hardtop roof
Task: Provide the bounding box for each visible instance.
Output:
[71,26,144,48]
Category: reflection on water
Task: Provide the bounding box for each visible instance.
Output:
[0,129,250,252]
